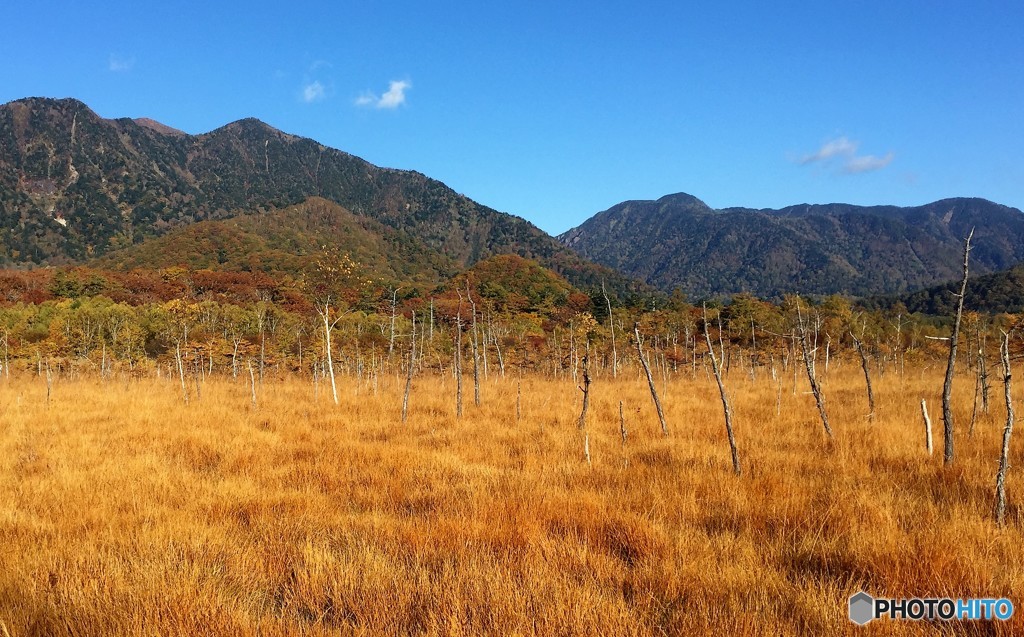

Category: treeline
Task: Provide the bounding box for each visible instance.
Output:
[865,263,1024,316]
[0,259,1017,382]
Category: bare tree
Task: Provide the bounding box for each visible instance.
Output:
[922,399,933,455]
[516,376,522,423]
[492,325,506,378]
[248,360,258,409]
[388,287,401,356]
[315,302,344,406]
[175,342,188,405]
[979,327,991,414]
[749,318,758,381]
[634,323,668,436]
[602,281,617,378]
[402,312,416,423]
[468,282,481,406]
[795,299,833,438]
[45,360,53,407]
[703,303,740,475]
[995,330,1014,525]
[577,354,591,430]
[889,312,904,376]
[942,228,974,465]
[308,251,358,406]
[970,370,981,437]
[619,400,628,467]
[454,295,464,419]
[850,324,875,420]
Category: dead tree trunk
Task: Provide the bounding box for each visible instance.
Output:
[259,331,265,384]
[230,336,240,379]
[45,360,53,406]
[316,302,343,406]
[703,303,740,475]
[471,312,481,406]
[248,360,258,408]
[942,228,974,466]
[493,329,506,378]
[635,324,668,436]
[402,312,416,423]
[193,360,202,401]
[175,341,189,405]
[578,355,592,465]
[749,318,758,381]
[603,281,617,378]
[851,330,875,420]
[970,367,981,437]
[619,400,628,468]
[796,301,832,438]
[979,329,991,414]
[824,333,832,376]
[516,376,522,423]
[467,282,481,406]
[577,354,591,430]
[922,399,933,455]
[454,311,464,419]
[388,287,400,356]
[995,331,1014,525]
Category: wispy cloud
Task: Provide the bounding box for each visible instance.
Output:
[356,80,411,109]
[302,81,326,103]
[799,136,894,174]
[800,136,858,164]
[843,152,895,174]
[108,54,135,72]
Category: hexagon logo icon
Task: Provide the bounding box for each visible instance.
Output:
[849,591,874,625]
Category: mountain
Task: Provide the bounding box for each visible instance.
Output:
[92,197,458,289]
[558,193,1024,298]
[865,262,1024,316]
[0,96,645,298]
[450,254,589,316]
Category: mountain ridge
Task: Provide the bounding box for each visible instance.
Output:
[558,192,1024,298]
[0,96,646,298]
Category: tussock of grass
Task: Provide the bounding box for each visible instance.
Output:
[0,363,1021,635]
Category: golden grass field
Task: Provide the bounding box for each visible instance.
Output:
[1,360,1021,635]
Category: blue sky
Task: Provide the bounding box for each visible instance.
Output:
[2,1,1022,234]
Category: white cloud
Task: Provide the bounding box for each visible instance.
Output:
[843,152,895,174]
[379,80,410,108]
[355,80,411,109]
[302,81,326,103]
[801,136,858,164]
[799,136,894,174]
[108,54,135,72]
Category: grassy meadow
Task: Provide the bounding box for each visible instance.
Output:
[0,360,1022,635]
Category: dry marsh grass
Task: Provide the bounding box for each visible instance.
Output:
[0,362,1022,635]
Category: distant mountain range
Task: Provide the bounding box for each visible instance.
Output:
[864,262,1024,316]
[4,96,1024,305]
[558,193,1024,298]
[0,96,643,297]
